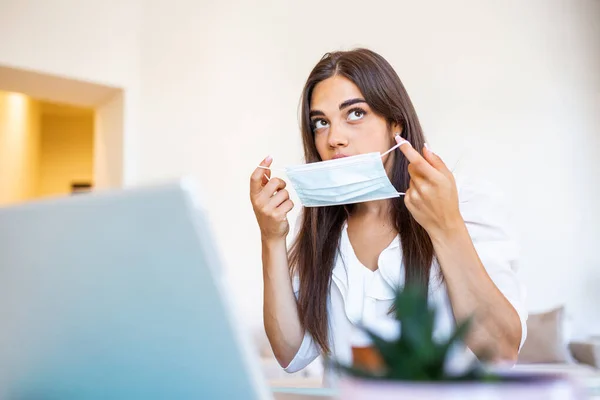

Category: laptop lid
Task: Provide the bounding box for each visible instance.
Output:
[0,179,273,399]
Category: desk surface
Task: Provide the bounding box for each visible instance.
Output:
[271,387,336,400]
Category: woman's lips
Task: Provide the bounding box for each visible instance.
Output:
[332,153,349,160]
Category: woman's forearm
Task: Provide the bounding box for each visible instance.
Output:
[262,238,304,367]
[430,223,522,362]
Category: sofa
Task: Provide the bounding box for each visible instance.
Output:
[514,305,600,396]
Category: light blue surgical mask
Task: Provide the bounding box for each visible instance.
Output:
[260,139,406,207]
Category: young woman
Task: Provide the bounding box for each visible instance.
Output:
[249,48,527,380]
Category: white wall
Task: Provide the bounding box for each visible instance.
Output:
[0,0,142,185]
[1,0,599,340]
[0,91,40,205]
[138,0,600,337]
[95,92,124,190]
[139,0,308,332]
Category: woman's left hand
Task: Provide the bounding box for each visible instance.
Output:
[396,136,463,239]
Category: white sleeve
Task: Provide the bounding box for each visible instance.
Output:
[283,273,321,373]
[457,177,528,350]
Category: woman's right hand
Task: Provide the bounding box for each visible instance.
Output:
[250,156,295,241]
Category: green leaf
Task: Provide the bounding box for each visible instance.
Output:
[435,317,472,362]
[331,283,498,383]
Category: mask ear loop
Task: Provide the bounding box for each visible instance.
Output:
[380,138,409,158]
[380,138,408,197]
[257,165,285,182]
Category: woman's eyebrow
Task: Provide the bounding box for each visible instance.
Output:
[339,98,366,110]
[310,98,367,117]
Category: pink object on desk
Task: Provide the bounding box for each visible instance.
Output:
[337,374,586,400]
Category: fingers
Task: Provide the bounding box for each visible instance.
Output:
[395,136,439,179]
[266,191,294,221]
[262,173,270,186]
[406,174,431,198]
[250,155,273,195]
[404,187,418,209]
[278,199,294,216]
[252,177,287,211]
[404,177,428,213]
[395,136,425,165]
[260,177,287,199]
[423,144,451,176]
[259,189,294,221]
[268,188,290,210]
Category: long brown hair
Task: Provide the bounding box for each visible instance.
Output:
[288,48,434,354]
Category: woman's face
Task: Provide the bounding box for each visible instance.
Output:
[310,75,399,163]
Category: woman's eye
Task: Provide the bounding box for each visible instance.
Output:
[347,109,365,121]
[313,119,329,130]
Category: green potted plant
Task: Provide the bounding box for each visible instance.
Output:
[331,285,584,400]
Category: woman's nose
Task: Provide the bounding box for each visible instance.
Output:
[327,124,349,148]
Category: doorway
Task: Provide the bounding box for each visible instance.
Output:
[0,65,124,206]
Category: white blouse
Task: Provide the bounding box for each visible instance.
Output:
[283,177,528,380]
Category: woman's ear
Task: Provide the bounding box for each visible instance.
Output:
[391,122,403,138]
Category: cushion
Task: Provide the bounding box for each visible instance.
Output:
[569,341,600,368]
[517,306,573,364]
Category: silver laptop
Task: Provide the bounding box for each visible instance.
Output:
[0,179,334,400]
